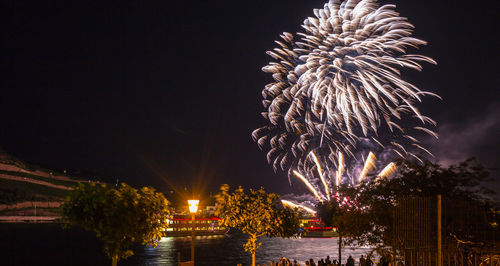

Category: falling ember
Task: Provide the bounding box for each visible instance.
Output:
[281,200,317,215]
[377,162,397,180]
[292,151,397,202]
[358,152,377,183]
[336,151,344,187]
[293,170,323,202]
[288,149,404,217]
[310,152,330,200]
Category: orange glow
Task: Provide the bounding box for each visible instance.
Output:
[188,200,199,213]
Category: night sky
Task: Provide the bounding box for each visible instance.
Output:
[1,0,499,197]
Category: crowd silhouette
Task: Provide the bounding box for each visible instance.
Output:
[262,254,376,266]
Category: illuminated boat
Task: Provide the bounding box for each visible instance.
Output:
[164,216,229,237]
[299,218,339,238]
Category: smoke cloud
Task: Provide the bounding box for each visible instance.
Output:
[428,104,500,168]
[427,104,500,196]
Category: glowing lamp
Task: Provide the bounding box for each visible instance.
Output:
[188,200,199,213]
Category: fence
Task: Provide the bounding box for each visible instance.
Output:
[403,249,500,266]
[393,196,499,266]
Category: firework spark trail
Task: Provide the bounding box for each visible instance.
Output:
[336,151,344,186]
[310,152,330,200]
[292,151,397,205]
[377,162,397,180]
[281,199,317,215]
[358,152,377,183]
[293,170,323,202]
[253,0,439,173]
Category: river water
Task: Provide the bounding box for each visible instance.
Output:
[0,223,371,265]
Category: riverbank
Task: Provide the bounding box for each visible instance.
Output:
[0,223,371,265]
[0,201,61,223]
[0,215,59,223]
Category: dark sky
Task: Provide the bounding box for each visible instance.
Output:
[1,0,499,197]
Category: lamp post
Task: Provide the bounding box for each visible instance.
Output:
[188,199,199,264]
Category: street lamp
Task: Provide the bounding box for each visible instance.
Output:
[188,199,199,264]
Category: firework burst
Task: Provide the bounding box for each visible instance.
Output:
[253,0,439,173]
[286,151,396,205]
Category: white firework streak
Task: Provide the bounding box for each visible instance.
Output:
[310,152,331,200]
[376,162,397,181]
[253,0,439,174]
[281,199,317,215]
[336,151,344,187]
[358,152,377,183]
[293,170,323,202]
[293,151,396,202]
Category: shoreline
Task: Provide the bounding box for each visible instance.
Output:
[0,215,60,223]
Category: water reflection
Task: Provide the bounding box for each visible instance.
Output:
[139,232,371,266]
[0,223,372,266]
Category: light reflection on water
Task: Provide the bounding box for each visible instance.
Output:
[0,223,373,266]
[139,232,372,266]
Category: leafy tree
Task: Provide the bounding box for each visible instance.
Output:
[330,158,496,257]
[316,191,371,264]
[215,184,301,266]
[316,199,346,264]
[61,183,170,266]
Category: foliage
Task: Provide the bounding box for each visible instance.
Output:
[215,184,301,266]
[364,158,494,202]
[316,196,363,264]
[61,182,170,266]
[316,199,345,228]
[323,158,496,253]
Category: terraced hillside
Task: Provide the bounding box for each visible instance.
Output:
[0,150,89,222]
